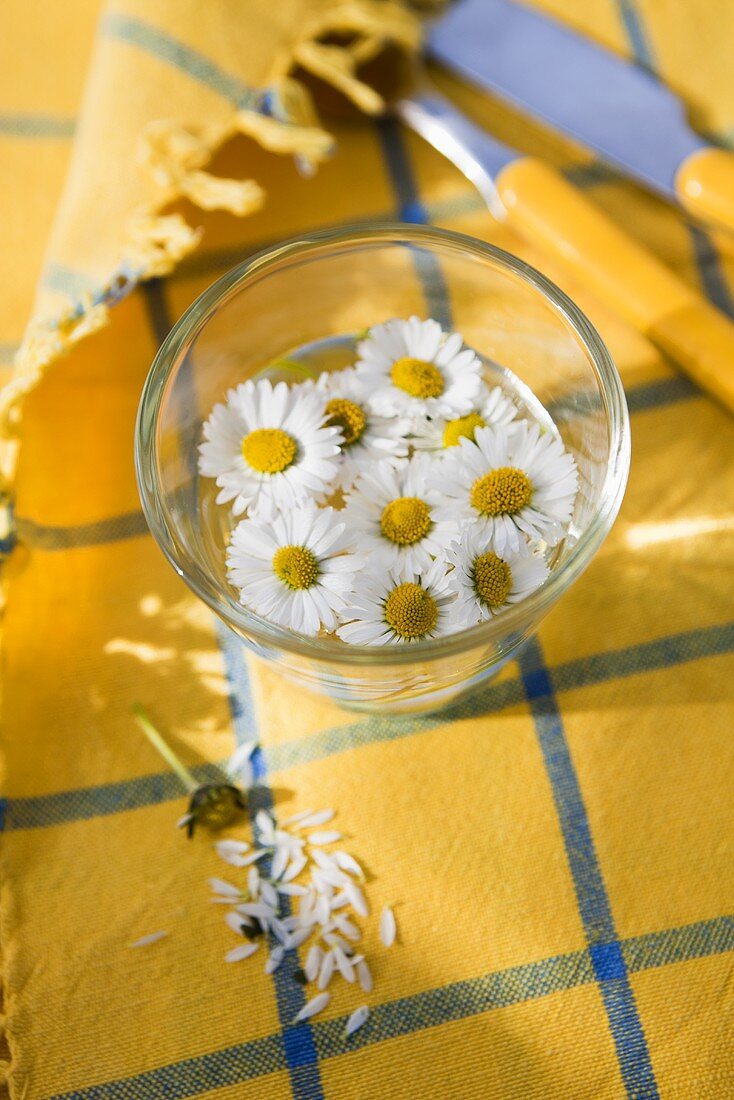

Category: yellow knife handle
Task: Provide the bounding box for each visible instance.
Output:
[675,147,734,233]
[495,156,734,413]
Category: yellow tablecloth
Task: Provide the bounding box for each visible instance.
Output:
[2,2,734,1097]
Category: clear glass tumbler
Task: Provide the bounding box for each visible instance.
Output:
[136,225,629,714]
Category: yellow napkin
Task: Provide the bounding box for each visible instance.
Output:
[2,1,734,1098]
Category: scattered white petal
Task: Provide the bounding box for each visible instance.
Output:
[380,906,397,947]
[270,845,290,881]
[293,992,331,1024]
[271,919,289,946]
[226,942,260,963]
[334,946,356,983]
[345,1005,370,1037]
[334,852,364,879]
[281,808,315,826]
[282,853,308,882]
[333,915,360,942]
[176,813,193,830]
[357,959,373,993]
[344,883,369,918]
[209,877,242,899]
[129,931,168,948]
[215,839,251,867]
[237,902,276,919]
[241,848,270,867]
[225,911,249,936]
[255,810,276,843]
[247,866,260,898]
[226,740,258,780]
[260,881,279,909]
[265,946,285,974]
[284,927,313,950]
[308,831,342,846]
[305,944,324,981]
[295,809,335,830]
[330,892,350,911]
[318,951,336,990]
[278,883,308,897]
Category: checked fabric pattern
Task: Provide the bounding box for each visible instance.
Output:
[2,1,734,1097]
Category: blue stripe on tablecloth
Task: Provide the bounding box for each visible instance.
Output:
[688,225,734,316]
[0,113,76,138]
[217,623,325,1100]
[48,911,734,1099]
[3,620,732,831]
[142,282,324,1100]
[376,116,453,328]
[100,13,253,105]
[613,0,655,68]
[519,638,659,1098]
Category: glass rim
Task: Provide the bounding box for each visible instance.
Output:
[135,223,630,666]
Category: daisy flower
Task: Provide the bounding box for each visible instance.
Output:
[226,501,362,636]
[433,422,578,556]
[445,527,550,624]
[355,316,483,419]
[412,383,519,455]
[343,454,458,573]
[336,561,459,645]
[199,379,341,519]
[315,368,410,491]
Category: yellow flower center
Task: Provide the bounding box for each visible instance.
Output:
[384,582,438,640]
[390,357,444,399]
[442,412,486,448]
[272,545,319,590]
[380,496,432,546]
[472,552,512,608]
[241,428,297,474]
[469,466,533,516]
[325,397,367,447]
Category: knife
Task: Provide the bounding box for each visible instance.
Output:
[395,86,734,413]
[428,0,734,234]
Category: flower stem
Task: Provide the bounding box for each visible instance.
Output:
[132,704,198,792]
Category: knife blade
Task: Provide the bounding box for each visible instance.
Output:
[428,0,734,232]
[395,85,734,414]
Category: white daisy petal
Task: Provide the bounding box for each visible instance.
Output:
[265,946,285,974]
[445,529,550,624]
[225,942,260,963]
[345,1005,370,1037]
[342,454,459,574]
[380,906,397,947]
[215,839,251,868]
[357,959,373,993]
[227,501,362,636]
[293,992,331,1023]
[337,560,460,647]
[356,316,483,419]
[199,379,341,518]
[433,422,578,551]
[128,931,168,948]
[412,383,519,456]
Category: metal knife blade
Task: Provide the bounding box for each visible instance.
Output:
[428,0,707,198]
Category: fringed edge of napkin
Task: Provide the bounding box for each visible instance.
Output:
[0,0,421,503]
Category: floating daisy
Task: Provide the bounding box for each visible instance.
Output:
[412,383,519,455]
[226,501,362,636]
[316,368,409,491]
[343,454,458,573]
[336,561,459,646]
[445,528,550,624]
[355,316,483,419]
[433,422,578,555]
[199,379,341,519]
